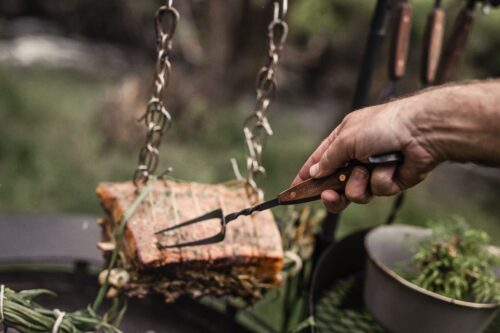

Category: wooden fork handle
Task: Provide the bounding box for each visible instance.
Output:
[421,7,445,85]
[278,153,403,205]
[278,167,355,205]
[436,4,476,84]
[390,1,413,80]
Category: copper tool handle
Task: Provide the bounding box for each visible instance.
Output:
[421,7,445,85]
[278,167,354,204]
[436,4,475,84]
[390,2,413,80]
[278,153,403,205]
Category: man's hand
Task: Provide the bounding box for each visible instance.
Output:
[293,80,500,213]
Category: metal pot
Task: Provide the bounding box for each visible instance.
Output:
[365,224,500,333]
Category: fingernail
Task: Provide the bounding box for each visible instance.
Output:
[310,164,319,177]
[353,168,368,180]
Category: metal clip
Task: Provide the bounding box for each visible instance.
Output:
[273,0,288,21]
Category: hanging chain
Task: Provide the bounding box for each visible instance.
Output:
[244,0,289,203]
[133,1,179,186]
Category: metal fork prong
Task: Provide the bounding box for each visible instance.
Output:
[156,231,226,249]
[154,209,224,234]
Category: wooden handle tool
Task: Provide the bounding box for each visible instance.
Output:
[436,1,476,84]
[156,153,403,244]
[390,1,413,80]
[421,6,446,85]
[278,153,403,205]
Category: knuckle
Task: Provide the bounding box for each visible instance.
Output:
[371,174,395,196]
[349,193,372,204]
[320,148,333,169]
[322,199,338,213]
[346,186,371,203]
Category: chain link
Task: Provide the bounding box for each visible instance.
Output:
[133,1,179,186]
[244,0,289,203]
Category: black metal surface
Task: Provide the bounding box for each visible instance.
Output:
[307,229,371,333]
[310,230,369,306]
[0,214,251,333]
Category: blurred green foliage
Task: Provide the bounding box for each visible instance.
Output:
[0,65,318,215]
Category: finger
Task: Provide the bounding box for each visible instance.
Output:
[370,164,401,196]
[394,150,435,190]
[345,166,373,204]
[321,190,350,213]
[292,131,337,185]
[310,136,352,179]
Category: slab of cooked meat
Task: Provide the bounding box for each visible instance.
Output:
[96,179,283,302]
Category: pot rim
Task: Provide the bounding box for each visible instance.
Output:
[365,224,500,310]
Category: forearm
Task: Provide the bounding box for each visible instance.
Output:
[410,79,500,165]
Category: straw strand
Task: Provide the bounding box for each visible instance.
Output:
[51,309,66,333]
[0,285,4,324]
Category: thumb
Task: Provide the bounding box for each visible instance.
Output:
[310,140,351,178]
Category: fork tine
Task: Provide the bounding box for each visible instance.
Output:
[156,232,226,249]
[154,209,224,234]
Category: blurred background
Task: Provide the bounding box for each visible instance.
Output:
[0,0,500,329]
[1,0,500,239]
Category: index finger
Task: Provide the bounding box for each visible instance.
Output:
[291,131,337,186]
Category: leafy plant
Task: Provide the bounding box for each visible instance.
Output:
[0,288,122,333]
[408,217,500,304]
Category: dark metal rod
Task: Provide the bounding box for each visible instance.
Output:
[317,0,393,252]
[351,0,393,110]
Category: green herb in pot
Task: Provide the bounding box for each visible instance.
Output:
[406,217,500,304]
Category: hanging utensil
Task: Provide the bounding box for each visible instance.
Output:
[319,0,396,256]
[378,0,413,101]
[385,0,446,225]
[373,0,413,226]
[435,0,477,84]
[421,0,446,86]
[351,0,393,110]
[155,152,402,248]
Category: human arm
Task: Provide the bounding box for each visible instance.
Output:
[293,79,500,212]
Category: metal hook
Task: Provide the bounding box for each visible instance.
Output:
[282,0,288,17]
[273,0,288,21]
[273,2,280,21]
[167,0,173,8]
